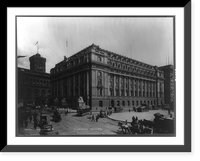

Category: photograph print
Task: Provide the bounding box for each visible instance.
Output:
[17,16,175,136]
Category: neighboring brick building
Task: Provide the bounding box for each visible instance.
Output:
[50,44,165,110]
[159,65,175,110]
[17,53,50,106]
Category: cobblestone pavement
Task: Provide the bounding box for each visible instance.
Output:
[17,109,174,136]
[109,110,174,122]
[18,111,120,136]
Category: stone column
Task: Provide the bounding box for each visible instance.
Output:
[104,72,108,97]
[87,71,89,96]
[151,82,153,98]
[60,79,63,97]
[113,75,116,96]
[108,73,110,96]
[119,76,121,96]
[133,78,135,97]
[78,74,80,97]
[146,81,149,98]
[143,81,146,97]
[73,75,76,97]
[124,77,126,96]
[154,82,157,98]
[129,77,131,97]
[56,81,59,98]
[141,80,143,97]
[162,81,164,98]
[137,79,140,97]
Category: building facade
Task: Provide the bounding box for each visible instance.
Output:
[159,65,175,110]
[50,44,165,110]
[18,53,50,105]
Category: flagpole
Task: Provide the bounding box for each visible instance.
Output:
[35,41,39,53]
[66,40,68,56]
[37,44,39,53]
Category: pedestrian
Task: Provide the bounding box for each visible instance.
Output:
[96,114,99,122]
[132,115,135,122]
[25,119,28,128]
[129,109,130,112]
[135,116,138,124]
[91,114,95,121]
[34,119,38,129]
[168,109,171,115]
[29,115,32,123]
[20,118,24,127]
[65,110,68,115]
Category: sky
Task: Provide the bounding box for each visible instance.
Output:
[17,17,174,73]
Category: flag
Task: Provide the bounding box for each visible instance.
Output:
[35,41,38,45]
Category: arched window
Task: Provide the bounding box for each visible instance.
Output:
[34,89,39,98]
[27,88,32,99]
[127,101,130,106]
[40,80,42,86]
[97,71,102,77]
[29,78,32,85]
[47,81,49,87]
[33,79,36,85]
[98,56,102,62]
[25,78,28,84]
[41,89,45,97]
[99,100,103,107]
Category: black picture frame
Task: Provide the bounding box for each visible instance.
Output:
[1,1,194,154]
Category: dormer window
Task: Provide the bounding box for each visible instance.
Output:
[98,56,102,62]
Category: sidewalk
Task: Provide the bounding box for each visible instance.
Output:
[18,121,41,136]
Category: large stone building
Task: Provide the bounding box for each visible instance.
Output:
[159,65,175,110]
[17,53,50,106]
[50,44,165,110]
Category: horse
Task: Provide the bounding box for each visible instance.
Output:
[118,122,131,134]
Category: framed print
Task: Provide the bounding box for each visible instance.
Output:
[3,2,191,152]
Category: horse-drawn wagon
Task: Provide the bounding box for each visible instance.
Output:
[153,113,174,134]
[51,109,62,122]
[38,113,59,135]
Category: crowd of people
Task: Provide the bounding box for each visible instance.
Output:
[19,110,45,130]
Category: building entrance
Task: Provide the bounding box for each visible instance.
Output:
[111,100,114,107]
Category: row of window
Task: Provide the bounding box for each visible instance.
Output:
[26,88,50,99]
[52,86,85,98]
[109,61,156,77]
[21,77,50,87]
[99,99,159,107]
[108,53,154,70]
[109,88,158,97]
[110,75,157,90]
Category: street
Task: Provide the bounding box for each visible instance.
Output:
[18,110,120,136]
